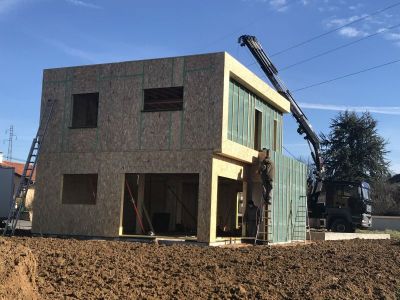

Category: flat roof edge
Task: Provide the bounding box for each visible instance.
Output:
[223,52,291,113]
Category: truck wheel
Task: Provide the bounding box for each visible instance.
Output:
[330,219,350,233]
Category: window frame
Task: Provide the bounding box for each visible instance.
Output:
[142,86,184,112]
[70,92,99,129]
[61,174,98,205]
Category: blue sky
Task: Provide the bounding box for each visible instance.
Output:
[0,0,399,173]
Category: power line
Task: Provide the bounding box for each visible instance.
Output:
[202,0,297,51]
[280,23,400,71]
[283,146,297,159]
[293,58,400,92]
[270,1,400,57]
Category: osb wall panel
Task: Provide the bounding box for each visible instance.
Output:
[185,54,215,71]
[71,66,99,91]
[172,57,185,86]
[40,81,67,155]
[182,53,225,151]
[32,152,120,237]
[140,112,170,150]
[65,129,98,153]
[41,53,225,155]
[182,69,215,149]
[36,53,227,241]
[170,111,182,149]
[95,73,144,152]
[32,150,213,241]
[120,76,143,151]
[143,59,174,89]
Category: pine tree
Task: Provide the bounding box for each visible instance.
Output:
[320,111,389,182]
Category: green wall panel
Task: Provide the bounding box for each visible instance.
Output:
[227,79,306,243]
[270,151,308,243]
[228,79,283,152]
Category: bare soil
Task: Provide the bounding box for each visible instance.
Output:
[0,239,38,300]
[1,237,399,299]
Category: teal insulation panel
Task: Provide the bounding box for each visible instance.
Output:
[269,151,308,243]
[228,79,283,153]
[228,78,306,243]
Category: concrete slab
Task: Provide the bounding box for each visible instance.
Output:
[309,231,390,241]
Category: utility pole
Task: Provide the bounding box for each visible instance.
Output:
[5,125,17,162]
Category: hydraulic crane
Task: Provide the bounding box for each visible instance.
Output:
[238,35,324,205]
[239,35,372,232]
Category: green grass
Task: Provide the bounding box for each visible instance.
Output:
[357,229,400,240]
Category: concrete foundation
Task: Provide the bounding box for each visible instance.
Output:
[309,231,391,241]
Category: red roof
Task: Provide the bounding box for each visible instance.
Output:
[0,161,36,181]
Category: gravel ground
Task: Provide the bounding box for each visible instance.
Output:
[1,237,399,299]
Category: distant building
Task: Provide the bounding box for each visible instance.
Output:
[0,160,36,191]
[33,52,307,244]
[0,154,35,221]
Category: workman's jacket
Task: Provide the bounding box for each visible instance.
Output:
[244,205,258,222]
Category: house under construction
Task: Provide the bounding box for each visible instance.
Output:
[32,52,307,244]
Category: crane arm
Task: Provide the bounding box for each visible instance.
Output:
[238,35,324,196]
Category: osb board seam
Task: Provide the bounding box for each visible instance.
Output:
[95,71,101,151]
[168,59,174,150]
[42,148,216,155]
[98,73,144,80]
[138,64,145,150]
[180,58,186,150]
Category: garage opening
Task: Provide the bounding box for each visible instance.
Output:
[216,176,244,237]
[121,173,199,237]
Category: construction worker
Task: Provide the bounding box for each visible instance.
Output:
[244,200,258,238]
[259,149,275,205]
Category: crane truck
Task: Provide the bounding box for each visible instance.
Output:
[239,35,372,232]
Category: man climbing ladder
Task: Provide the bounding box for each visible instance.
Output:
[259,149,275,205]
[254,149,275,244]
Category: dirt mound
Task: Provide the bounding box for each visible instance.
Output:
[0,238,38,300]
[4,237,400,299]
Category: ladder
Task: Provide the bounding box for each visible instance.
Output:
[291,196,308,242]
[2,99,56,236]
[254,202,273,245]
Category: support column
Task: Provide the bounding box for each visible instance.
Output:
[196,168,214,243]
[197,156,246,244]
[136,174,145,234]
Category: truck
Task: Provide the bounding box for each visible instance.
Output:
[239,35,372,232]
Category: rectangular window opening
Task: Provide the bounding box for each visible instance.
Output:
[143,87,183,112]
[273,119,278,151]
[62,174,98,205]
[254,110,262,151]
[71,93,99,128]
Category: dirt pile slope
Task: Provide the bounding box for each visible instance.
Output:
[4,237,400,299]
[0,238,38,300]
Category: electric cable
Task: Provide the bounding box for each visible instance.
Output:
[270,0,400,57]
[202,0,297,51]
[280,22,400,71]
[283,146,297,159]
[293,58,400,92]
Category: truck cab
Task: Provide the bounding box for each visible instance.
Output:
[322,181,372,232]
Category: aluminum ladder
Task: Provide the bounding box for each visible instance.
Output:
[2,99,56,236]
[254,202,273,245]
[290,196,308,242]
